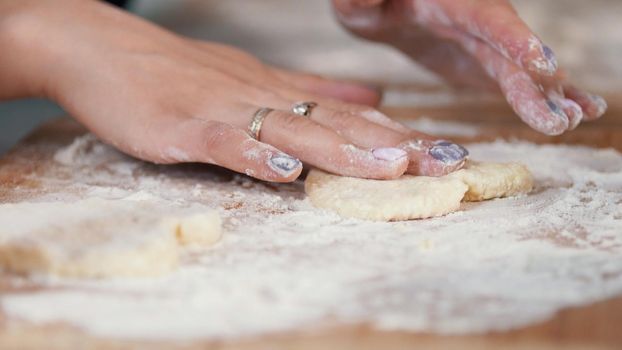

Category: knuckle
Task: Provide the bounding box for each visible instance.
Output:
[273,111,318,135]
[326,110,364,130]
[201,121,236,151]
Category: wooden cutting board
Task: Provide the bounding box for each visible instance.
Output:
[0,92,621,350]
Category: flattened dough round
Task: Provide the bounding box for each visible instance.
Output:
[305,169,469,221]
[0,199,222,278]
[305,161,533,221]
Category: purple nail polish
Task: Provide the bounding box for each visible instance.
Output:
[269,154,301,176]
[590,94,608,116]
[428,141,469,165]
[372,147,408,161]
[559,99,584,130]
[546,99,563,115]
[542,45,558,70]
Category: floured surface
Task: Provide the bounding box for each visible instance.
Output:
[1,131,622,341]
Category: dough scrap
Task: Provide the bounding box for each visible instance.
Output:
[305,161,533,221]
[0,199,222,278]
[450,161,534,201]
[164,211,222,246]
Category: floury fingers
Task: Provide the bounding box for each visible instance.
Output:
[398,139,470,177]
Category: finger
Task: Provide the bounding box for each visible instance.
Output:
[302,105,468,176]
[160,119,303,183]
[347,0,385,7]
[272,68,382,107]
[446,26,584,135]
[256,108,408,179]
[414,0,559,76]
[266,87,469,177]
[563,85,608,121]
[191,41,384,107]
[447,29,570,135]
[280,93,411,133]
[331,0,385,34]
[546,89,583,131]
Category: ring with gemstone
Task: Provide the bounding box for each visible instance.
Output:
[248,107,274,141]
[291,101,318,117]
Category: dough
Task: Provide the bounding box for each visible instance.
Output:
[305,161,533,221]
[164,211,222,246]
[0,198,222,278]
[305,170,469,221]
[450,161,534,201]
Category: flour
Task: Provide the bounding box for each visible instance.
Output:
[1,134,622,340]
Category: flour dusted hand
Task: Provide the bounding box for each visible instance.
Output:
[332,0,608,135]
[305,161,533,221]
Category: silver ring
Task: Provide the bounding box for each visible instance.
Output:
[248,107,274,140]
[292,101,317,117]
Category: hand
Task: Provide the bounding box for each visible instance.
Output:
[333,0,608,135]
[0,0,469,182]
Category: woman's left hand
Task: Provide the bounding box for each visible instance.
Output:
[332,0,608,135]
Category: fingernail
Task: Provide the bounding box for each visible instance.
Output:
[542,45,558,71]
[428,141,469,165]
[590,94,608,117]
[269,154,301,176]
[530,42,558,75]
[559,98,583,130]
[372,147,408,161]
[365,83,383,95]
[546,99,565,117]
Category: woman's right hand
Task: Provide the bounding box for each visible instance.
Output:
[0,0,469,182]
[332,0,608,136]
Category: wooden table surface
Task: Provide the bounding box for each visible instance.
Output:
[1,92,621,350]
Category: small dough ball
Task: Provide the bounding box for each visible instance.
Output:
[305,169,468,221]
[450,161,534,201]
[165,211,222,246]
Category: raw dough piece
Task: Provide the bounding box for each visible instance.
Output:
[450,161,534,201]
[0,198,222,278]
[164,212,222,246]
[305,170,469,221]
[305,161,533,221]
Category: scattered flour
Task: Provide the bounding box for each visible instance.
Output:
[1,134,622,341]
